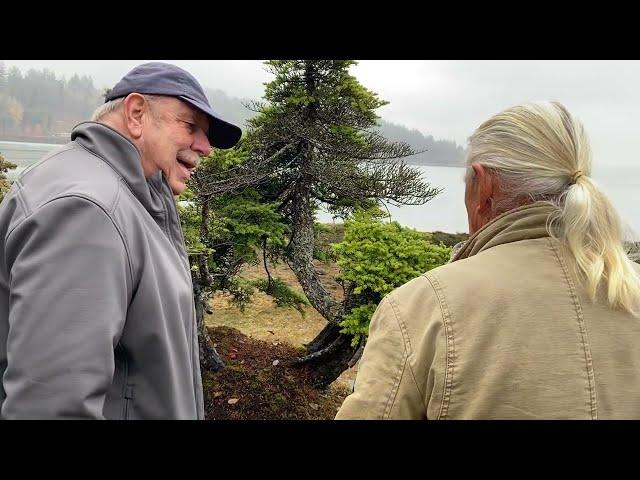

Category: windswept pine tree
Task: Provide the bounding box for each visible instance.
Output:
[181,146,297,372]
[236,60,442,386]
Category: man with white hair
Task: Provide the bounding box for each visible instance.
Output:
[336,101,640,420]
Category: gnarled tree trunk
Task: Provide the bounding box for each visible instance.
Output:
[286,185,364,388]
[298,322,365,389]
[192,201,225,372]
[194,278,225,372]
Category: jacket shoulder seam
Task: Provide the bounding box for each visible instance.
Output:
[381,295,412,419]
[423,271,455,420]
[548,238,598,419]
[73,140,151,213]
[387,288,428,410]
[6,194,134,290]
[12,179,31,220]
[18,144,76,181]
[109,178,123,214]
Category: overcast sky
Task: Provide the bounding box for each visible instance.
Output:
[5,60,640,167]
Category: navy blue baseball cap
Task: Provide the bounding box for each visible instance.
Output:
[105,62,242,149]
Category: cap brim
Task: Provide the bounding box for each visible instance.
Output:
[179,96,242,149]
[208,115,242,149]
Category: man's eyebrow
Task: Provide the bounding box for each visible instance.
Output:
[177,111,196,121]
[192,112,210,127]
[178,111,208,126]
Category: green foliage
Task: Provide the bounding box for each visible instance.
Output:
[626,241,640,264]
[177,199,210,256]
[334,208,451,345]
[339,304,378,346]
[0,152,16,203]
[252,277,310,317]
[312,222,344,263]
[199,144,247,171]
[334,209,451,296]
[227,277,256,312]
[184,148,289,263]
[178,147,294,312]
[0,152,17,174]
[217,190,288,259]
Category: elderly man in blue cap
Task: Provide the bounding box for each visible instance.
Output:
[0,62,241,419]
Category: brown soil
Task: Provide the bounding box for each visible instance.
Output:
[203,326,350,420]
[203,252,356,420]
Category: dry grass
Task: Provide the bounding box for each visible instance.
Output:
[205,257,358,392]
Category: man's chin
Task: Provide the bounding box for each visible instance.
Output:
[169,181,186,195]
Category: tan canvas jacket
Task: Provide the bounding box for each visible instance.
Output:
[336,202,640,419]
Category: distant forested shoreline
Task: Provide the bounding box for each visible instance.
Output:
[0,62,466,167]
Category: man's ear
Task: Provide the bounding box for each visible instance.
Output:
[122,93,147,140]
[470,162,495,216]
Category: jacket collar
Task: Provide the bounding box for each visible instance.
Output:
[70,121,167,214]
[451,201,556,262]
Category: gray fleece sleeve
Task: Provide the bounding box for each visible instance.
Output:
[2,195,131,419]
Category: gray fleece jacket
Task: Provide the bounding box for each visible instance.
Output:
[0,122,204,419]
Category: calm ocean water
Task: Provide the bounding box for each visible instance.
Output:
[319,164,640,240]
[2,140,638,239]
[0,140,63,180]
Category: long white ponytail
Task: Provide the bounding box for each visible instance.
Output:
[467,101,640,316]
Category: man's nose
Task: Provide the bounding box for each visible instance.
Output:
[192,128,212,157]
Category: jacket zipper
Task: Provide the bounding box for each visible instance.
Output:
[117,343,132,420]
[123,385,134,420]
[159,175,201,417]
